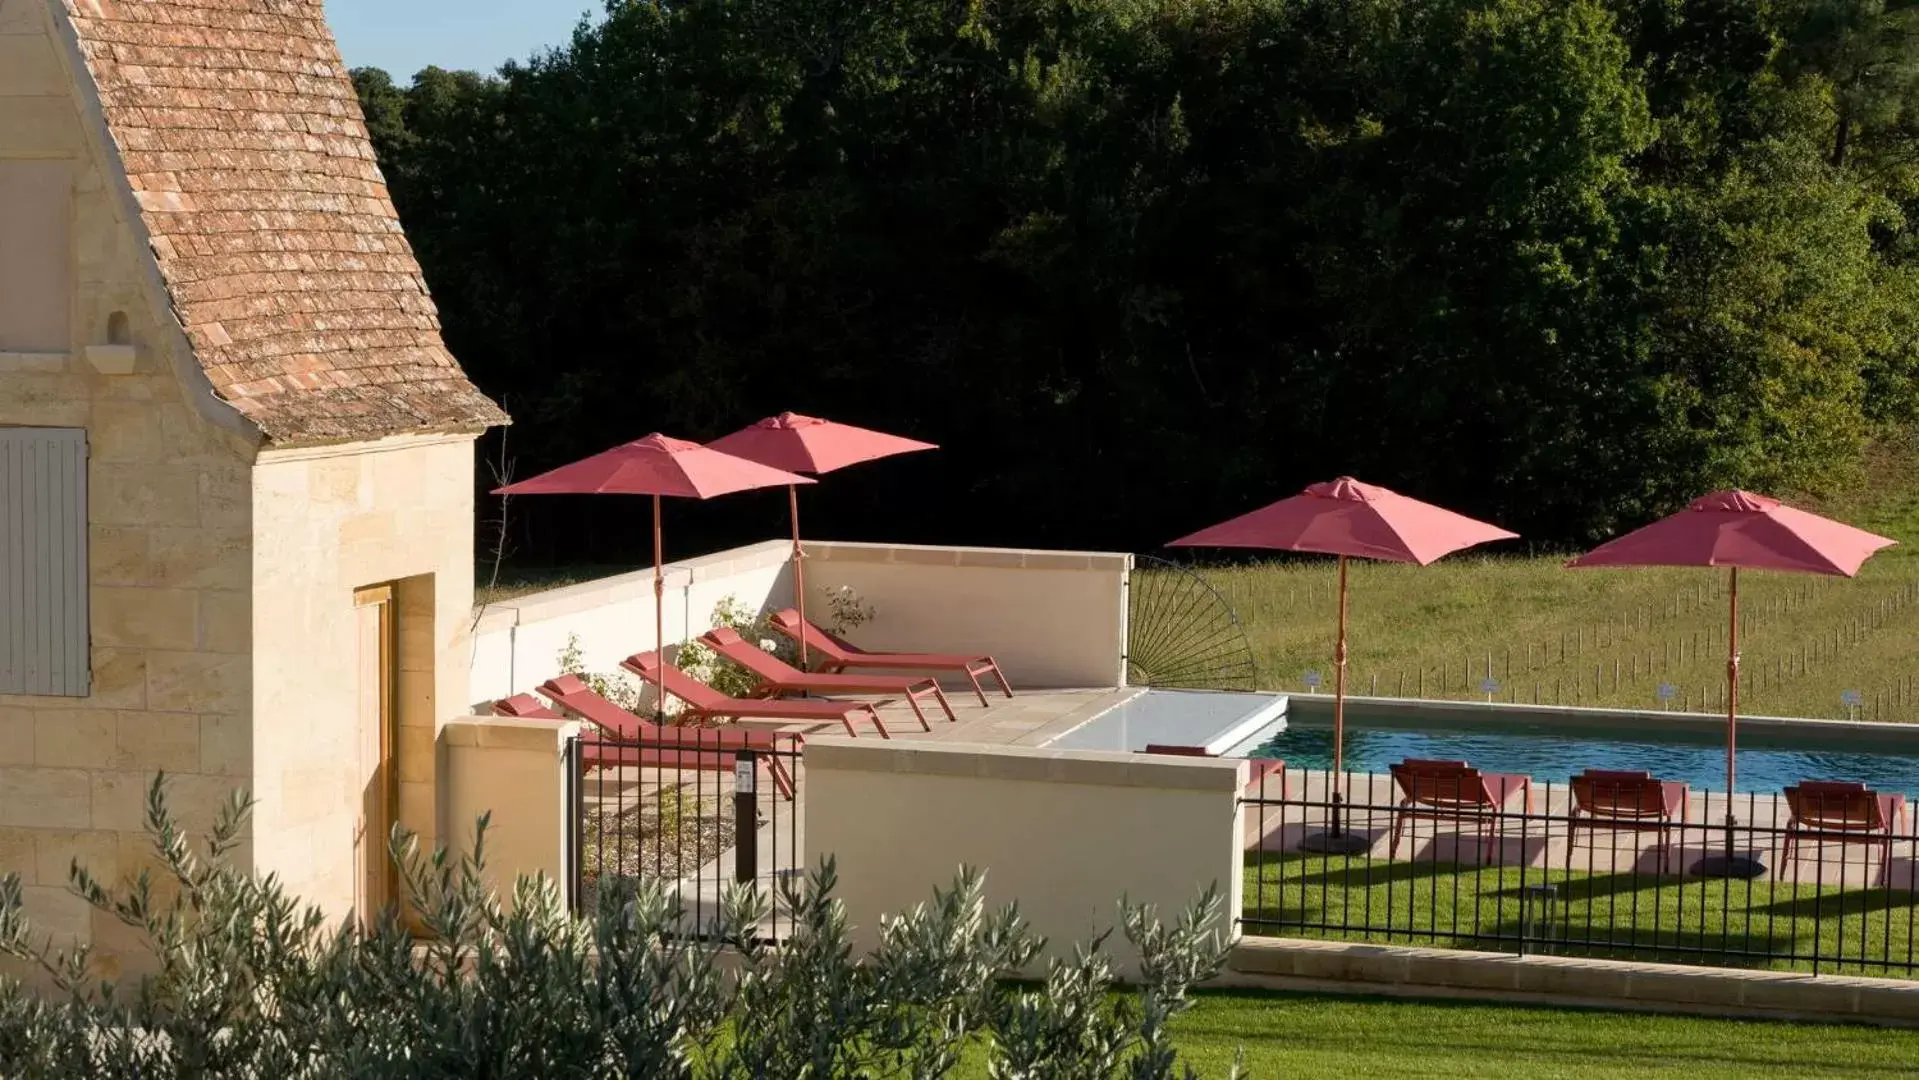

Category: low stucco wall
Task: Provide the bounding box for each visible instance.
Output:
[804,737,1242,973]
[1226,936,1919,1025]
[439,716,575,909]
[468,540,794,708]
[468,538,1133,706]
[804,542,1130,690]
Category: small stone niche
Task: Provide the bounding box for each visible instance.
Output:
[83,309,138,374]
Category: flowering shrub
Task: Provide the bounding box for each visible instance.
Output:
[0,777,1238,1078]
[673,595,799,695]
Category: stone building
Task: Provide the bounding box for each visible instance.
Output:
[0,0,505,972]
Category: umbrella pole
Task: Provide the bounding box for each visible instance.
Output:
[1696,564,1763,878]
[654,494,665,725]
[790,484,808,669]
[1301,555,1367,854]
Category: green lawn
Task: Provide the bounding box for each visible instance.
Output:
[1245,852,1919,977]
[1177,441,1919,723]
[949,989,1919,1078]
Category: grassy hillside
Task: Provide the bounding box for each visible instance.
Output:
[1181,443,1919,722]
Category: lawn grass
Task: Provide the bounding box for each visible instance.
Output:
[1244,851,1919,977]
[1175,441,1919,722]
[947,989,1919,1078]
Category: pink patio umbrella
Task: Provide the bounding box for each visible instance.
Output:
[708,413,936,667]
[1169,477,1517,851]
[496,434,813,721]
[1569,490,1896,876]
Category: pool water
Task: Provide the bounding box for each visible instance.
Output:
[1247,713,1919,795]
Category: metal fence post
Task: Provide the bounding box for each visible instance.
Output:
[734,750,759,884]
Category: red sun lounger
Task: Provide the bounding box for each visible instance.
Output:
[1389,759,1533,861]
[1783,780,1908,885]
[493,693,562,720]
[1569,768,1689,873]
[621,651,889,738]
[701,627,953,730]
[768,608,1012,707]
[533,674,797,799]
[1142,744,1287,798]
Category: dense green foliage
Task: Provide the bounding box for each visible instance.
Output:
[0,778,1234,1078]
[356,0,1919,556]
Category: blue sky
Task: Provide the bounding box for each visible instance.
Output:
[326,0,601,78]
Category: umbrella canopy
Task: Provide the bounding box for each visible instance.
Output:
[496,434,812,720]
[709,414,937,666]
[707,412,936,475]
[1567,490,1894,576]
[499,432,812,499]
[1169,477,1516,850]
[1169,476,1517,565]
[1568,490,1895,876]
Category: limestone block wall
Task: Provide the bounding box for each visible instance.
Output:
[251,435,478,915]
[0,0,257,975]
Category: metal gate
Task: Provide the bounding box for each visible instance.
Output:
[564,726,804,942]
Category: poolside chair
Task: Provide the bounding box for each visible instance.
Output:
[1782,781,1908,885]
[1142,745,1287,797]
[621,650,890,738]
[1568,768,1688,873]
[700,626,954,730]
[1388,759,1533,861]
[534,674,797,799]
[493,693,562,720]
[768,608,1012,707]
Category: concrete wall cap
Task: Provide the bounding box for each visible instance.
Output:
[807,540,1131,572]
[804,736,1242,792]
[441,716,578,751]
[1229,936,1919,1024]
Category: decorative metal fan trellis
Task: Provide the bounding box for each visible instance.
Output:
[1126,555,1259,691]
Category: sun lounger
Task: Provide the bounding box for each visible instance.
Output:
[768,608,1012,706]
[1569,768,1688,872]
[1143,745,1287,797]
[1783,780,1908,884]
[1389,758,1532,860]
[621,650,889,738]
[701,626,953,730]
[534,674,798,799]
[493,693,562,720]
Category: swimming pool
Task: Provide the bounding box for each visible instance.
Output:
[1048,688,1288,754]
[1246,705,1919,795]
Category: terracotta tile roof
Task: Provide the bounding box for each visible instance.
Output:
[59,0,507,445]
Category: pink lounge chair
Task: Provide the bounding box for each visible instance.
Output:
[1569,768,1689,873]
[494,693,561,720]
[1782,781,1908,884]
[621,651,889,738]
[1388,759,1533,861]
[700,626,954,730]
[768,608,1012,707]
[1142,745,1287,798]
[533,674,798,799]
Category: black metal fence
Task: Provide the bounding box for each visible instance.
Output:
[1240,767,1919,977]
[564,727,805,942]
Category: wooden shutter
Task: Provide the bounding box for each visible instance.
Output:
[0,427,88,696]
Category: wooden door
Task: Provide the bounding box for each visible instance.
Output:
[353,585,397,922]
